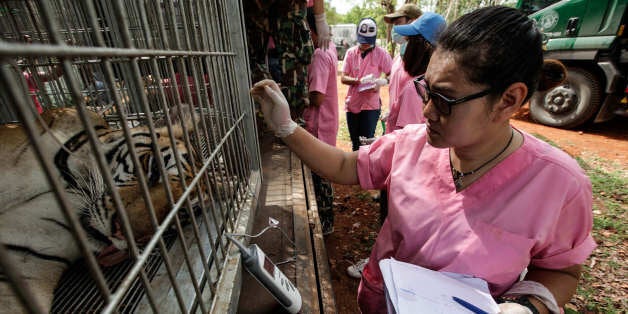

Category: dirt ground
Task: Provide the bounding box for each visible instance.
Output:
[324,73,627,313]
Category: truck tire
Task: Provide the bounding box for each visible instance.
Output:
[529,67,601,129]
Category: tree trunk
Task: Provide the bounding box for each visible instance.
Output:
[381,0,396,55]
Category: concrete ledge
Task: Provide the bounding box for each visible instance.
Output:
[236,138,336,313]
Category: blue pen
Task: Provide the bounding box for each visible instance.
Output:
[452,296,489,314]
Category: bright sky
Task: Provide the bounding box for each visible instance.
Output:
[329,0,362,14]
[329,1,414,15]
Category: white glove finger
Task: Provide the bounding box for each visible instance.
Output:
[258,97,275,128]
[374,78,388,86]
[263,85,287,106]
[257,101,278,134]
[251,79,280,98]
[360,74,375,84]
[317,36,331,51]
[252,78,276,89]
[258,95,272,117]
[498,302,533,314]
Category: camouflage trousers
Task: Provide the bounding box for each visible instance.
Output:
[311,172,334,228]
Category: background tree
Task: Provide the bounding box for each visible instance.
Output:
[434,0,514,21]
[325,0,518,54]
[381,0,420,55]
[324,0,343,25]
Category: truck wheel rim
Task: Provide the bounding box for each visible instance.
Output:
[544,86,578,114]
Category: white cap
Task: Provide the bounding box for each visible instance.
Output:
[357,18,377,45]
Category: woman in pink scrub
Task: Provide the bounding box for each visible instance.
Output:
[383,4,422,118]
[383,12,445,134]
[348,7,425,280]
[349,12,446,280]
[341,18,392,151]
[251,6,595,314]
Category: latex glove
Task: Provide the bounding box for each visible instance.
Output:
[374,78,388,86]
[360,74,375,84]
[314,13,331,50]
[498,302,533,314]
[250,79,297,138]
[359,136,377,145]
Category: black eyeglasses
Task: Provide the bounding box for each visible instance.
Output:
[413,74,493,116]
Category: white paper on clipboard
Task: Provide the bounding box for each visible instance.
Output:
[379,258,500,314]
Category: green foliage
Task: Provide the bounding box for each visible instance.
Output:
[325,0,521,46]
[324,1,343,25]
[585,163,626,237]
[337,1,388,40]
[434,0,520,22]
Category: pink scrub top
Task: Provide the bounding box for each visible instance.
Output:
[387,55,412,103]
[386,77,425,133]
[342,45,392,113]
[304,42,339,146]
[356,124,596,313]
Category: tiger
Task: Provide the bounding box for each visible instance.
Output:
[0,107,208,313]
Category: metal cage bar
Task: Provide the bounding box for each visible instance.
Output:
[0,0,259,313]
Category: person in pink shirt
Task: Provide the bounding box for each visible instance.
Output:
[251,6,595,314]
[347,5,426,279]
[303,10,339,235]
[341,18,392,151]
[381,4,422,130]
[385,12,446,132]
[348,12,448,280]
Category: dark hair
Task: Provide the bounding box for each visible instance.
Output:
[402,35,434,76]
[437,6,543,101]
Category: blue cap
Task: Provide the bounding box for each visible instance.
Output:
[393,12,446,45]
[357,18,377,45]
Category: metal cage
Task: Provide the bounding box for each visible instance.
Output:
[0,0,260,313]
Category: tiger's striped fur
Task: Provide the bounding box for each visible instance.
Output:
[0,108,206,313]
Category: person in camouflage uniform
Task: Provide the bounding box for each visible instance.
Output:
[244,0,314,121]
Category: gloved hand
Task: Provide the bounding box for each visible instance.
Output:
[360,74,375,84]
[314,13,331,50]
[250,79,297,138]
[374,78,388,86]
[498,302,534,314]
[359,136,377,145]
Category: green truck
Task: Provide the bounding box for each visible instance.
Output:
[516,0,628,128]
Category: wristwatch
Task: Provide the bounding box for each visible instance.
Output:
[496,295,540,314]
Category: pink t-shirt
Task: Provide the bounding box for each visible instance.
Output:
[304,42,339,146]
[356,125,596,313]
[342,46,392,113]
[387,55,412,102]
[386,78,425,133]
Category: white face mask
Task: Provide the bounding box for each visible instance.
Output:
[399,42,408,56]
[392,30,407,45]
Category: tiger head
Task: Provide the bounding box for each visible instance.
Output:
[54,108,207,266]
